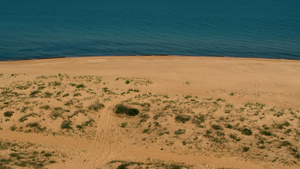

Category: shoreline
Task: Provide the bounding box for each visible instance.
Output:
[1,55,300,63]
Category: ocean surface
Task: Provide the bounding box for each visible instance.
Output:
[0,0,299,61]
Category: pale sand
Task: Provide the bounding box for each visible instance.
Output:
[0,56,299,169]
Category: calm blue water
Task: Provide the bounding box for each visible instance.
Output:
[0,0,299,60]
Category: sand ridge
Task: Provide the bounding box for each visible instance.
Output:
[0,56,300,169]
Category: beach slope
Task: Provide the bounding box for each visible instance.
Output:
[0,56,299,169]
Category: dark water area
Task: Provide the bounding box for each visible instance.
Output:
[0,0,299,61]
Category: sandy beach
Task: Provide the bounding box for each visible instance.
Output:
[0,56,300,169]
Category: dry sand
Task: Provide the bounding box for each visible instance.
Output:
[0,56,299,169]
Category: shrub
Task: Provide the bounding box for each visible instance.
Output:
[4,111,14,117]
[61,120,72,129]
[88,102,104,111]
[192,114,205,127]
[40,105,50,110]
[115,105,127,114]
[26,122,43,131]
[241,128,252,135]
[230,134,241,141]
[243,147,250,152]
[170,164,182,169]
[44,92,53,98]
[281,141,291,146]
[26,122,39,128]
[174,129,186,135]
[115,104,139,116]
[62,93,69,97]
[211,124,222,130]
[44,153,52,157]
[117,164,129,169]
[143,129,150,133]
[76,84,85,89]
[38,86,46,90]
[225,123,233,129]
[9,153,20,158]
[260,130,272,136]
[10,126,16,131]
[127,108,139,116]
[175,115,191,123]
[19,116,27,122]
[73,93,82,97]
[49,81,61,86]
[120,122,127,128]
[50,112,62,120]
[30,91,40,96]
[19,113,37,122]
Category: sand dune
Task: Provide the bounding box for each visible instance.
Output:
[0,56,299,169]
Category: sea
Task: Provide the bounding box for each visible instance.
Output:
[0,0,299,61]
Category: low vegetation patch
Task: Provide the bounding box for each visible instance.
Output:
[174,129,186,135]
[211,124,222,130]
[88,101,105,111]
[175,115,191,123]
[241,128,253,136]
[4,111,14,117]
[115,104,139,116]
[108,160,190,169]
[61,120,72,130]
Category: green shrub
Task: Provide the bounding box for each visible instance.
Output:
[4,111,14,117]
[30,91,40,96]
[174,129,186,135]
[120,122,127,128]
[260,130,272,136]
[230,134,241,141]
[243,147,250,152]
[175,115,191,123]
[117,164,129,169]
[211,124,222,130]
[127,108,139,116]
[44,153,52,157]
[9,153,20,158]
[19,116,29,122]
[76,84,85,89]
[73,93,81,97]
[40,105,50,110]
[170,164,182,169]
[115,104,139,116]
[10,126,16,131]
[61,120,72,129]
[225,123,233,129]
[241,128,252,135]
[88,102,104,111]
[115,104,127,114]
[281,141,291,146]
[143,129,150,133]
[38,86,46,90]
[44,92,53,98]
[26,122,39,128]
[62,93,69,97]
[50,112,62,120]
[49,81,61,86]
[192,114,205,127]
